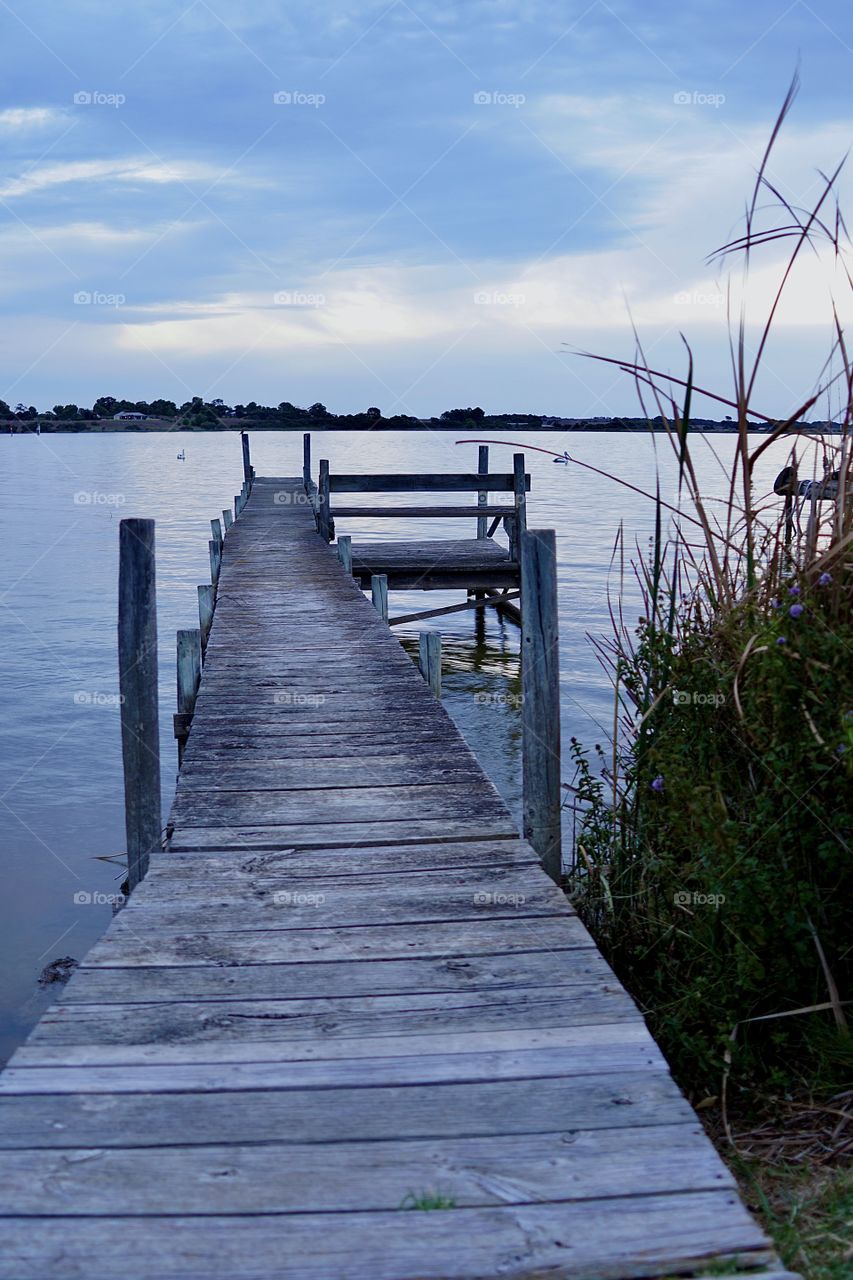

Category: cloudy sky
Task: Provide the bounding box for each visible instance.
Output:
[1,0,852,416]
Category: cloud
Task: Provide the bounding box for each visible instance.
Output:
[0,106,63,130]
[0,157,228,199]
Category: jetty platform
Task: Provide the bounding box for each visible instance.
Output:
[0,455,795,1279]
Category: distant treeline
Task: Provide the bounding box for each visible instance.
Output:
[0,395,833,433]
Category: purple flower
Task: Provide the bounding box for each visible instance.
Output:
[789,603,804,619]
[651,775,665,793]
[770,597,781,609]
[818,572,832,586]
[837,744,847,756]
[788,584,800,596]
[776,635,787,645]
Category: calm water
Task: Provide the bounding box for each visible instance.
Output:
[0,428,791,1060]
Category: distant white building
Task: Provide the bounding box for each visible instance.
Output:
[114,411,146,420]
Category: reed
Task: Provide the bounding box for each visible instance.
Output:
[568,78,853,1095]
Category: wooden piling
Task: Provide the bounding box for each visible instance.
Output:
[210,518,222,546]
[241,432,252,486]
[418,631,442,699]
[510,453,527,562]
[337,534,353,574]
[117,518,161,892]
[223,509,233,532]
[209,539,221,586]
[477,445,489,540]
[318,460,332,541]
[175,628,202,768]
[197,584,215,653]
[303,433,311,490]
[520,528,561,883]
[371,573,389,621]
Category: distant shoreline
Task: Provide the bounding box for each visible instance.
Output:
[2,418,841,435]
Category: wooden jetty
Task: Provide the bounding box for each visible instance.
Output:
[0,442,795,1279]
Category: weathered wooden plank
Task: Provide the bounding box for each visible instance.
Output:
[332,505,515,517]
[28,982,637,1046]
[0,1124,735,1216]
[167,818,520,850]
[0,1036,666,1094]
[328,472,531,492]
[81,914,597,967]
[50,948,611,1005]
[0,1195,772,1280]
[0,1072,694,1148]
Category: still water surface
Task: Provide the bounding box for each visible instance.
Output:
[0,428,790,1060]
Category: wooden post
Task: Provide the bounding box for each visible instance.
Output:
[197,584,215,653]
[419,631,441,698]
[371,573,388,622]
[234,494,242,518]
[521,528,562,883]
[337,534,352,575]
[210,518,222,546]
[117,518,161,892]
[241,431,251,486]
[209,538,221,585]
[223,509,233,532]
[318,459,331,541]
[510,452,527,561]
[303,433,311,490]
[476,445,489,539]
[175,628,202,768]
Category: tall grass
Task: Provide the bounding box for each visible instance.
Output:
[568,79,853,1099]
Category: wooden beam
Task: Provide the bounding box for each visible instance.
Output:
[336,535,352,575]
[332,505,515,519]
[241,431,251,485]
[117,518,161,892]
[329,473,530,493]
[477,446,489,539]
[521,528,561,883]
[389,590,520,627]
[371,574,389,622]
[418,631,442,698]
[303,433,311,490]
[318,460,332,541]
[197,584,215,653]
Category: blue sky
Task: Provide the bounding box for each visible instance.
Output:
[1,0,852,416]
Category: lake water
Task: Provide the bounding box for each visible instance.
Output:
[0,427,794,1061]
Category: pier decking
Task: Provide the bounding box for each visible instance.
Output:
[0,472,794,1279]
